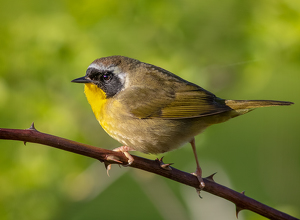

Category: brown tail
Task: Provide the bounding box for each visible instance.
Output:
[225,99,294,114]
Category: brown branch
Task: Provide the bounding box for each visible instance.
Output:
[0,123,298,220]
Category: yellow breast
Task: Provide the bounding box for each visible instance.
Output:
[84,83,107,123]
[84,83,127,145]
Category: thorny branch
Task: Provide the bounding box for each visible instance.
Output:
[0,123,298,220]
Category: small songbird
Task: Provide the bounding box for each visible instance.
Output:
[72,55,293,189]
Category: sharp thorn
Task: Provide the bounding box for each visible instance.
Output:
[156,157,174,170]
[28,122,37,130]
[235,192,246,218]
[155,158,161,164]
[236,205,244,218]
[23,141,27,146]
[160,163,174,171]
[205,172,217,182]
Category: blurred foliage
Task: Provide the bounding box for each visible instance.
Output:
[0,0,299,219]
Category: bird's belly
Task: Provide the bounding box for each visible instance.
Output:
[100,115,208,154]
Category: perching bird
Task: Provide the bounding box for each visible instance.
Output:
[72,56,293,189]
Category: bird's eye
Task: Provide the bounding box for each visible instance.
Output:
[102,73,112,82]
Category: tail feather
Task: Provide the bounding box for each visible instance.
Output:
[225,100,294,111]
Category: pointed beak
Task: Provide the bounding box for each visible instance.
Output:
[71,76,92,83]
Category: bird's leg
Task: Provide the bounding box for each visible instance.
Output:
[112,146,135,166]
[190,138,205,190]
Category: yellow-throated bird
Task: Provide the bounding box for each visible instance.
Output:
[72,55,293,189]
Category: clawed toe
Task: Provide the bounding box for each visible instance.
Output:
[192,171,205,190]
[103,146,135,174]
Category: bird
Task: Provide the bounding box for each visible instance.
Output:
[72,55,293,190]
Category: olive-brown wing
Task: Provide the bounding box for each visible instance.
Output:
[117,84,232,119]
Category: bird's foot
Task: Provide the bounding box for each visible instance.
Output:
[192,166,205,190]
[104,146,135,176]
[112,146,135,166]
[192,170,205,198]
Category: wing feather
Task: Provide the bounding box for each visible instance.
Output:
[116,82,232,119]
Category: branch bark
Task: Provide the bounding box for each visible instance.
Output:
[0,124,298,220]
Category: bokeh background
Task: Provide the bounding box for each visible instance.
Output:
[0,0,299,219]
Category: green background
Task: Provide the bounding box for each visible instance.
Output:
[0,0,299,219]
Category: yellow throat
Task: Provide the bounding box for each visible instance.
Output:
[84,83,107,122]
